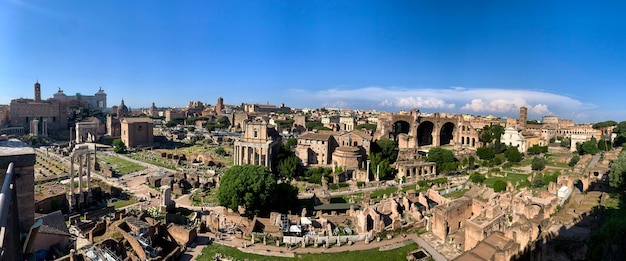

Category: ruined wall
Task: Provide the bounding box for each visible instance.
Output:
[431,197,473,240]
[167,224,197,246]
[464,213,507,251]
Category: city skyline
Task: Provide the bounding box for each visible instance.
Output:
[3,1,626,123]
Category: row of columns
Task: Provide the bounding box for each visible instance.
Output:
[233,144,271,168]
[68,148,92,211]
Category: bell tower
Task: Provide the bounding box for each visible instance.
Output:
[34,81,41,102]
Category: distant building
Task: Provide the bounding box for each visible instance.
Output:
[53,86,107,110]
[148,102,158,117]
[121,117,154,148]
[500,127,527,152]
[215,97,224,115]
[244,103,290,114]
[233,118,281,169]
[165,109,186,123]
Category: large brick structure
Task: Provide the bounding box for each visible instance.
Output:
[121,118,154,149]
[9,81,107,133]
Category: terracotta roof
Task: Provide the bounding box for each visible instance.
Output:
[298,132,333,141]
[121,117,153,123]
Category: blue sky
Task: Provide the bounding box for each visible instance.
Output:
[2,0,626,123]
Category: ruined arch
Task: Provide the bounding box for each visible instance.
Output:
[440,122,455,146]
[366,214,374,231]
[417,121,435,146]
[390,120,411,142]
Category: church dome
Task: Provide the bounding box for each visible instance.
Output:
[117,99,130,118]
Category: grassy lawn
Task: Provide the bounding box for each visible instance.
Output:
[125,151,178,170]
[100,155,147,174]
[370,186,401,200]
[483,173,530,189]
[111,197,137,209]
[191,189,219,206]
[443,189,468,199]
[197,242,419,261]
[520,158,532,166]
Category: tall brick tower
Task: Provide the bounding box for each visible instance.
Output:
[34,81,41,102]
[519,106,528,131]
[215,97,224,115]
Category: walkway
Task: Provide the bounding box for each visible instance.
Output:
[180,231,449,260]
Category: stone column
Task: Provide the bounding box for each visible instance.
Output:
[69,156,75,197]
[87,153,91,201]
[78,155,83,195]
[265,148,269,168]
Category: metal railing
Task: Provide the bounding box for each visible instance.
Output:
[0,162,15,259]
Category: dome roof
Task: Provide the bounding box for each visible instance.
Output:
[117,99,130,117]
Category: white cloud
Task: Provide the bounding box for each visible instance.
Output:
[397,97,455,109]
[379,99,393,107]
[531,104,551,115]
[287,86,595,121]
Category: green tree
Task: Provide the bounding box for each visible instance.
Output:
[612,121,626,135]
[527,145,547,155]
[217,116,230,128]
[476,147,495,160]
[504,147,523,163]
[217,165,298,217]
[277,156,302,179]
[598,138,612,151]
[578,137,600,155]
[355,123,377,132]
[479,125,494,146]
[214,147,228,156]
[187,126,196,132]
[609,150,626,189]
[370,153,392,179]
[283,138,297,150]
[592,120,617,129]
[372,138,398,163]
[493,180,507,192]
[614,135,626,147]
[568,154,580,167]
[426,147,456,173]
[468,156,476,170]
[493,154,506,165]
[469,172,486,183]
[531,157,546,171]
[531,175,546,188]
[305,122,331,131]
[113,139,125,153]
[305,167,332,184]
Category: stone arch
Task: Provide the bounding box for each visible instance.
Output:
[440,122,455,146]
[366,214,374,231]
[417,121,435,146]
[390,120,411,141]
[196,155,205,164]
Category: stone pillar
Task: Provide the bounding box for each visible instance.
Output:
[78,155,83,200]
[86,153,91,203]
[265,148,269,168]
[69,156,75,209]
